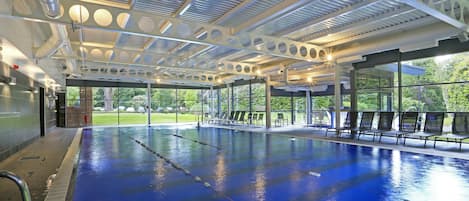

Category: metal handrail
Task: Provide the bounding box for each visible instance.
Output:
[0,170,32,201]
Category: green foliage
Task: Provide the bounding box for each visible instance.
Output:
[66,87,80,106]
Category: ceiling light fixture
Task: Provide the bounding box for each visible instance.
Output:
[327,54,333,61]
[307,77,313,83]
[179,2,192,16]
[160,21,173,34]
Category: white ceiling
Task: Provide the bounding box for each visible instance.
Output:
[1,0,467,90]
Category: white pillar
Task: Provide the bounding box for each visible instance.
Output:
[265,76,272,128]
[226,84,231,116]
[334,64,341,135]
[210,86,214,117]
[306,90,312,125]
[147,82,151,127]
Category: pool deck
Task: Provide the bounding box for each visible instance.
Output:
[0,128,77,201]
[202,124,469,160]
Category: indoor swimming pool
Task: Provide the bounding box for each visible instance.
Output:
[72,126,469,201]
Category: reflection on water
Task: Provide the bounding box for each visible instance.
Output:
[74,127,469,201]
[214,154,226,192]
[254,167,266,201]
[391,150,401,187]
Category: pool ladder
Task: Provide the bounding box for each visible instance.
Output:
[0,170,32,201]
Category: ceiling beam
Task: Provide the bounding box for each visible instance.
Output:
[401,0,469,32]
[71,44,259,76]
[167,0,256,57]
[233,0,314,33]
[275,0,379,37]
[54,47,259,76]
[77,72,215,86]
[11,0,326,62]
[299,6,416,42]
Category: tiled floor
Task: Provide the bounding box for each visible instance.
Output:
[0,128,77,201]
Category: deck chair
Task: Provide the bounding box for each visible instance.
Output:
[237,111,246,125]
[249,113,257,126]
[223,111,235,124]
[437,112,469,150]
[275,113,288,127]
[367,112,395,142]
[325,112,352,136]
[219,112,228,124]
[378,112,418,144]
[354,112,375,140]
[208,112,217,124]
[230,111,240,124]
[256,113,264,126]
[403,112,444,147]
[245,113,253,125]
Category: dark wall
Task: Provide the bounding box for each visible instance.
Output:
[0,62,55,161]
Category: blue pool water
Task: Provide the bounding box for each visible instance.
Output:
[73,127,469,201]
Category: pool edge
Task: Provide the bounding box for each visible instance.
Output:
[44,128,83,201]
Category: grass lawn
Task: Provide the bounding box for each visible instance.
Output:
[93,112,199,125]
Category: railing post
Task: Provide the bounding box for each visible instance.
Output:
[0,170,32,201]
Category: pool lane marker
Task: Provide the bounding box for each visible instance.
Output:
[171,134,222,151]
[308,171,321,177]
[129,137,233,201]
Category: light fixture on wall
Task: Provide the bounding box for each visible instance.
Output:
[9,77,16,85]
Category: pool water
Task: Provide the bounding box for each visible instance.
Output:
[73,127,469,201]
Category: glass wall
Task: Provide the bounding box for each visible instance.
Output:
[151,88,176,124]
[271,96,291,126]
[400,52,469,131]
[117,88,147,125]
[233,84,249,112]
[177,89,202,123]
[311,95,333,126]
[354,51,469,132]
[294,96,306,124]
[92,87,118,126]
[251,83,265,125]
[356,63,398,112]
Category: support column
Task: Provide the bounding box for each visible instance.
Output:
[334,64,341,135]
[350,69,358,136]
[398,52,402,115]
[147,82,151,127]
[306,90,312,125]
[231,84,235,112]
[176,88,178,123]
[210,86,214,117]
[290,93,294,125]
[226,84,231,116]
[265,76,272,128]
[249,80,253,124]
[217,88,221,115]
[200,89,204,123]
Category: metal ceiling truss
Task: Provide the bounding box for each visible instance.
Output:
[70,44,259,76]
[78,62,216,84]
[401,0,469,32]
[11,0,328,62]
[77,73,214,86]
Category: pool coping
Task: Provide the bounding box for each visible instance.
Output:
[44,128,82,201]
